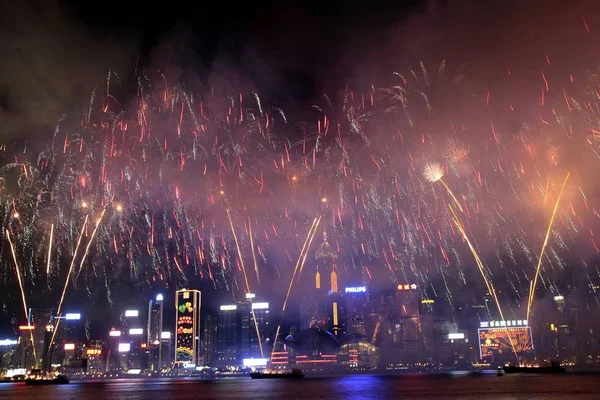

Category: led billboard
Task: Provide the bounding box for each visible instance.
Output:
[478,326,533,360]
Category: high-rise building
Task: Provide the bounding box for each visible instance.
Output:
[41,324,54,372]
[27,309,54,369]
[248,301,271,360]
[175,289,201,367]
[345,286,368,336]
[147,294,164,372]
[107,328,122,372]
[203,316,217,366]
[216,304,239,366]
[160,332,173,370]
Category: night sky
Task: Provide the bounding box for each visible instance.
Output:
[2,0,600,337]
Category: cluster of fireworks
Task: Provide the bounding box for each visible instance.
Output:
[2,17,600,365]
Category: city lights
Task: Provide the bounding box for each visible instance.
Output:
[129,328,143,335]
[448,333,465,340]
[125,310,139,317]
[109,330,122,337]
[161,331,171,339]
[0,339,17,346]
[156,294,164,301]
[65,313,81,320]
[18,325,34,331]
[64,343,75,350]
[220,305,237,311]
[243,358,269,367]
[245,293,256,299]
[118,343,131,352]
[251,302,269,310]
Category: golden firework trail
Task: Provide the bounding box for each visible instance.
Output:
[527,172,571,322]
[448,205,520,364]
[46,223,54,276]
[440,178,463,212]
[270,216,321,363]
[48,216,89,353]
[6,229,37,363]
[226,209,263,358]
[248,217,260,287]
[75,208,107,284]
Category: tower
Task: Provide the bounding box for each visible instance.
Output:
[148,294,164,373]
[175,289,201,367]
[315,231,338,294]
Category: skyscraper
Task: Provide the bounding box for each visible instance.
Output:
[175,289,201,367]
[27,309,54,369]
[216,304,239,366]
[148,294,164,372]
[203,316,217,366]
[160,331,173,370]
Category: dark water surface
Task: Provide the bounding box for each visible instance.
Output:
[2,374,599,400]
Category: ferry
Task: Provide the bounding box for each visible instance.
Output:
[24,369,70,385]
[250,369,304,379]
[503,362,565,374]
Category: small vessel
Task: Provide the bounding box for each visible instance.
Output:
[503,362,565,374]
[25,374,70,385]
[250,369,304,379]
[496,366,505,376]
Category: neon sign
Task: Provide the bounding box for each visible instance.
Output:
[397,284,417,290]
[480,320,527,328]
[344,286,366,293]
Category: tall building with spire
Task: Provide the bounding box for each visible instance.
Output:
[299,230,346,336]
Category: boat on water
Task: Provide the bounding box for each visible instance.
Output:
[25,374,70,385]
[250,369,304,379]
[503,362,565,374]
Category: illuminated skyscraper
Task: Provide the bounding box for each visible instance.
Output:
[216,304,239,366]
[175,289,201,367]
[148,294,164,372]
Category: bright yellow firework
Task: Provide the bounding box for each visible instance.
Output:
[48,216,89,353]
[248,217,260,287]
[46,223,54,276]
[6,229,37,363]
[424,162,463,212]
[270,216,321,364]
[75,208,107,283]
[226,209,263,358]
[527,172,570,322]
[448,205,520,364]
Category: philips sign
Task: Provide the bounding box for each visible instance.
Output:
[345,286,366,293]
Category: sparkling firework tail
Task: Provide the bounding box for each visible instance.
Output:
[527,172,571,323]
[270,216,321,364]
[6,229,37,363]
[48,216,89,354]
[440,178,463,213]
[75,208,107,285]
[46,223,54,276]
[248,217,260,287]
[448,205,520,364]
[226,209,263,358]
